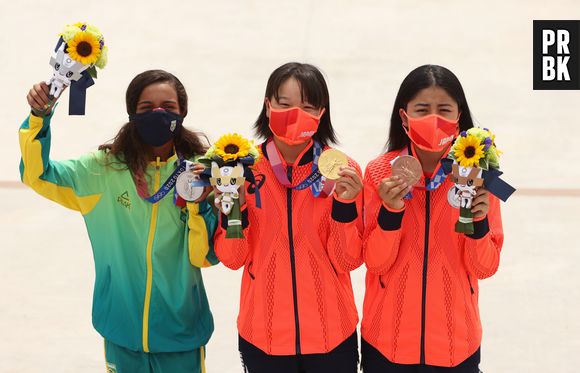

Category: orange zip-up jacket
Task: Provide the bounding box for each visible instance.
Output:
[215,141,363,355]
[361,148,503,367]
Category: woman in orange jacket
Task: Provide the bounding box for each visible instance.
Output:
[214,62,364,373]
[361,65,503,372]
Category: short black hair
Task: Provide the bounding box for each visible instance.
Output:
[386,64,474,152]
[253,62,337,146]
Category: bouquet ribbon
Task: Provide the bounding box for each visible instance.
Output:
[69,72,94,115]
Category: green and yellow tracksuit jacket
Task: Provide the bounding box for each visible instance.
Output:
[18,111,218,353]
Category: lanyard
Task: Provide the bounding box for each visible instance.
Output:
[390,147,449,200]
[265,140,335,197]
[136,158,209,205]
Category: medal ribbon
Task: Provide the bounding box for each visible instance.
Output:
[391,147,449,200]
[137,158,209,205]
[136,158,186,204]
[266,140,335,197]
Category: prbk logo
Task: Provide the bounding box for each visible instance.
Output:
[533,21,580,90]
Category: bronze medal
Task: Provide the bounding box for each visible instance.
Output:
[392,155,422,186]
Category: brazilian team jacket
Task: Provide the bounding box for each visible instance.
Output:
[214,141,364,356]
[361,148,504,367]
[18,111,218,353]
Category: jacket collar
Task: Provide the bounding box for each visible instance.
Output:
[261,139,314,166]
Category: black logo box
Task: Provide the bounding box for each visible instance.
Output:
[533,20,580,90]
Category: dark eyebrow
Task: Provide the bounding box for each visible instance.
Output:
[414,103,430,107]
[137,100,177,105]
[438,103,453,107]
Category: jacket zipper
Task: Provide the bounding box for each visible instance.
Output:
[420,179,431,365]
[286,165,301,355]
[247,261,255,280]
[142,160,161,352]
[467,274,474,294]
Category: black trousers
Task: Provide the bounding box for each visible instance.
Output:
[239,332,359,373]
[361,338,481,373]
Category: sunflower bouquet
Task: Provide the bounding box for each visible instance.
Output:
[446,128,502,234]
[198,134,261,239]
[43,22,107,115]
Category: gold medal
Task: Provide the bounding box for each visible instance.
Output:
[392,155,422,186]
[318,149,348,180]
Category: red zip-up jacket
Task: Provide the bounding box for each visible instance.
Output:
[361,148,504,367]
[215,141,363,355]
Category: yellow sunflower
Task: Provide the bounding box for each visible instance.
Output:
[213,133,252,162]
[453,134,485,168]
[67,31,102,65]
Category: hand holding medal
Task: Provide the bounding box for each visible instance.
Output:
[198,133,261,239]
[377,155,422,210]
[318,149,362,200]
[318,149,348,180]
[175,162,208,202]
[34,22,108,117]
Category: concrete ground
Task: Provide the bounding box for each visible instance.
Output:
[1,1,579,372]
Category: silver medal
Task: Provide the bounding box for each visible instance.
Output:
[176,172,204,201]
[447,186,461,209]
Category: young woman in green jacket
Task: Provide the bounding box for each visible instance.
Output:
[20,69,217,373]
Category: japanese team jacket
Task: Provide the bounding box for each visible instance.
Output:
[18,111,218,353]
[361,148,504,367]
[214,141,364,356]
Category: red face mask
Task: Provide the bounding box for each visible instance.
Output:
[268,103,325,145]
[402,111,459,152]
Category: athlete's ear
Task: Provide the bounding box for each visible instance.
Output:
[265,98,271,119]
[399,108,409,129]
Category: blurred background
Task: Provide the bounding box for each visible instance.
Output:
[1,1,579,372]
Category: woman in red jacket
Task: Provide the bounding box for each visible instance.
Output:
[214,62,364,373]
[361,65,503,372]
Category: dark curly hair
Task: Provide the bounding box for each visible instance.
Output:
[99,69,208,176]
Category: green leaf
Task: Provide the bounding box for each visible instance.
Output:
[197,157,212,167]
[87,66,98,79]
[211,155,225,167]
[479,157,489,171]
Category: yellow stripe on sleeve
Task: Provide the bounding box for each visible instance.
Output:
[19,115,101,215]
[187,202,210,268]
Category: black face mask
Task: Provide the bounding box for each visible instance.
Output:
[129,108,183,147]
